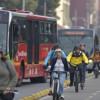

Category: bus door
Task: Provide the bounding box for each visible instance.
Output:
[0,11,9,54]
[32,21,40,64]
[9,19,20,60]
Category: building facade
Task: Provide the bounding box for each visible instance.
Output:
[56,0,71,27]
[70,0,89,27]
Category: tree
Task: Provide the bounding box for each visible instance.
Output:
[25,0,38,12]
[0,0,38,12]
[35,0,60,16]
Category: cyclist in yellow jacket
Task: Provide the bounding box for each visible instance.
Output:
[67,46,88,86]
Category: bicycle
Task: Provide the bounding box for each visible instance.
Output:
[49,71,67,100]
[93,62,99,79]
[73,66,84,92]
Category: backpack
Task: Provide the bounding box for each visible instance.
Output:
[72,51,82,57]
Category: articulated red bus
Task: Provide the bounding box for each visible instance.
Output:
[0,9,57,85]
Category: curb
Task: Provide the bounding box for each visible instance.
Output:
[20,73,93,100]
[20,80,70,100]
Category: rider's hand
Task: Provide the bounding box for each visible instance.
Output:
[46,65,51,71]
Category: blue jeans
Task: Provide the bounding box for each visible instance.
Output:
[52,72,66,95]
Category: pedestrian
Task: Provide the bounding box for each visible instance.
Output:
[49,48,68,99]
[0,50,18,100]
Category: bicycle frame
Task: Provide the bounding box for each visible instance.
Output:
[50,71,66,100]
[73,67,80,92]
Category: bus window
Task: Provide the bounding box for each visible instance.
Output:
[12,20,20,42]
[9,19,20,59]
[40,21,57,43]
[40,22,45,33]
[45,23,51,34]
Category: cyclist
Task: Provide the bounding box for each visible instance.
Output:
[67,46,88,86]
[47,48,68,99]
[92,48,100,72]
[44,45,67,87]
[79,43,89,84]
[44,44,66,68]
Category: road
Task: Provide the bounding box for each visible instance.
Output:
[14,79,49,100]
[41,76,100,100]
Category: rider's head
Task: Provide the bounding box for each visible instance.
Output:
[55,48,62,59]
[73,46,80,53]
[52,44,59,50]
[79,43,86,50]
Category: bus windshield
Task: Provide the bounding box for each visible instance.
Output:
[58,29,94,56]
[0,11,9,53]
[0,23,8,53]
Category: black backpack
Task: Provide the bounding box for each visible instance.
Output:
[72,51,82,57]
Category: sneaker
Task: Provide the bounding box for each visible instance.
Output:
[60,94,64,100]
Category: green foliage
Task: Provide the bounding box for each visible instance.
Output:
[25,0,38,12]
[0,0,38,12]
[36,0,60,16]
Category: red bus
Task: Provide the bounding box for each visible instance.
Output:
[0,9,57,85]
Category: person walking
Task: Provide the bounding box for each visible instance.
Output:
[0,50,18,100]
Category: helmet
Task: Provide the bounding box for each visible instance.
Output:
[79,43,86,47]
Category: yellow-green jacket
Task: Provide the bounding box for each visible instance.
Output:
[67,51,88,67]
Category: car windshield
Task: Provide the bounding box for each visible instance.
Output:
[0,23,8,53]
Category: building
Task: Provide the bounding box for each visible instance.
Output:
[56,0,71,27]
[70,0,89,27]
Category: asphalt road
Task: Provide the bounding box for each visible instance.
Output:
[41,76,100,100]
[14,79,49,100]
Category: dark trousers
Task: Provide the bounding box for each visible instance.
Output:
[93,62,100,70]
[82,63,87,83]
[70,64,84,85]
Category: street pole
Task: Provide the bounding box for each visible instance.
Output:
[44,0,47,16]
[75,10,78,26]
[95,0,99,31]
[95,0,99,49]
[22,0,25,10]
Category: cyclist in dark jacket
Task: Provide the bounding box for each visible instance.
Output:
[79,43,89,83]
[49,48,68,99]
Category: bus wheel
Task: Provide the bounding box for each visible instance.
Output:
[39,77,47,83]
[30,77,38,83]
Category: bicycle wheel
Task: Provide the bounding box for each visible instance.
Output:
[74,71,79,93]
[94,66,99,79]
[53,80,58,100]
[80,82,84,90]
